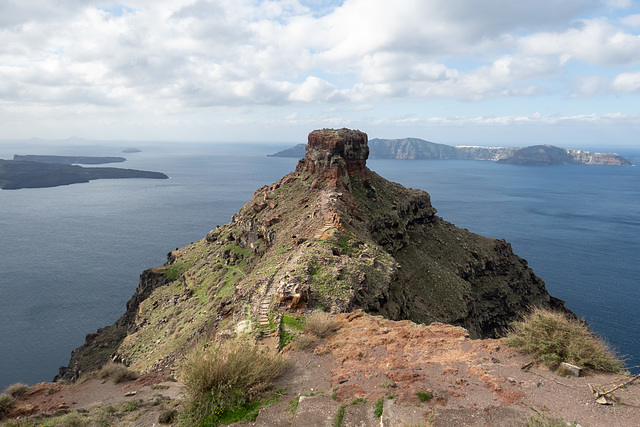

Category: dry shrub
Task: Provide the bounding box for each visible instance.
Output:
[96,363,140,383]
[179,337,287,425]
[504,308,622,372]
[0,393,16,417]
[4,383,29,398]
[294,335,317,350]
[303,311,340,338]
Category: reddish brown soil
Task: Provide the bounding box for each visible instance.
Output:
[5,310,639,426]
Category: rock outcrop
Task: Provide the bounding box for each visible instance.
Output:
[57,128,572,381]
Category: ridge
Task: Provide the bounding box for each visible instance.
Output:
[56,128,571,381]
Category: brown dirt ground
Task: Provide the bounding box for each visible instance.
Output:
[5,310,639,426]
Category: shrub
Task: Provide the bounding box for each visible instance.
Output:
[294,335,317,350]
[303,311,340,338]
[121,399,141,412]
[50,411,91,427]
[92,405,117,427]
[4,383,29,398]
[97,363,140,383]
[159,409,178,424]
[0,393,16,416]
[179,337,287,425]
[504,308,622,372]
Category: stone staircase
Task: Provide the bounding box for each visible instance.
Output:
[313,222,335,239]
[258,296,271,327]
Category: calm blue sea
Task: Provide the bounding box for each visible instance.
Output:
[1,141,638,390]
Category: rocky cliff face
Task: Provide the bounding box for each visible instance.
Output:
[57,128,571,381]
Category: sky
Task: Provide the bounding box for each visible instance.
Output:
[1,0,640,148]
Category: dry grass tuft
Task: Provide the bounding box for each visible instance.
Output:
[303,311,340,338]
[96,363,140,383]
[3,383,29,398]
[504,308,622,372]
[0,393,16,417]
[179,337,287,425]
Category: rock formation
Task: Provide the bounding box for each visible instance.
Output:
[57,128,571,381]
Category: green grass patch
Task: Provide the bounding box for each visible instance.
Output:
[164,262,188,280]
[504,308,623,372]
[279,329,295,350]
[334,404,346,427]
[374,396,384,418]
[289,396,300,414]
[350,397,366,405]
[415,390,433,402]
[282,314,306,331]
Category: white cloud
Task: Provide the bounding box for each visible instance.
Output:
[0,0,639,144]
[612,72,640,92]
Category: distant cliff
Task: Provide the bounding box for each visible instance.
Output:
[497,145,632,166]
[58,128,571,381]
[270,137,630,166]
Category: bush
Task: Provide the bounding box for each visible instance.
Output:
[97,363,140,383]
[179,337,287,425]
[159,409,178,424]
[50,411,91,427]
[504,308,622,372]
[303,311,340,338]
[0,393,16,416]
[4,383,29,398]
[294,335,317,350]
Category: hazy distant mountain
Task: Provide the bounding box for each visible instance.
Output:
[270,137,630,166]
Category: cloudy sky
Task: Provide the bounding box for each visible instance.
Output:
[2,0,640,148]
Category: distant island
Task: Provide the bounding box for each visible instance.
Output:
[13,155,127,165]
[0,157,168,190]
[122,148,142,153]
[269,137,631,166]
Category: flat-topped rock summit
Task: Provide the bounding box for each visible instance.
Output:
[57,128,571,383]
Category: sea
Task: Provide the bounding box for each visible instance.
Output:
[1,141,639,390]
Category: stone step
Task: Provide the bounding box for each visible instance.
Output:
[291,395,337,427]
[342,402,379,427]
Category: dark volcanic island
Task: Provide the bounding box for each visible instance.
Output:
[0,155,168,190]
[58,128,571,380]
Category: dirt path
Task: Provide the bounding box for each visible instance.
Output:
[6,311,639,426]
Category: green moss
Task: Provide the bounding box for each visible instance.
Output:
[282,315,306,331]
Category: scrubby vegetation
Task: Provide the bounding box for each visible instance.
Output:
[303,311,340,338]
[3,384,28,399]
[178,337,287,426]
[504,308,622,372]
[96,363,140,383]
[525,407,578,427]
[0,393,15,418]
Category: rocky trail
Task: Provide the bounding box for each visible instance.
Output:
[5,311,640,426]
